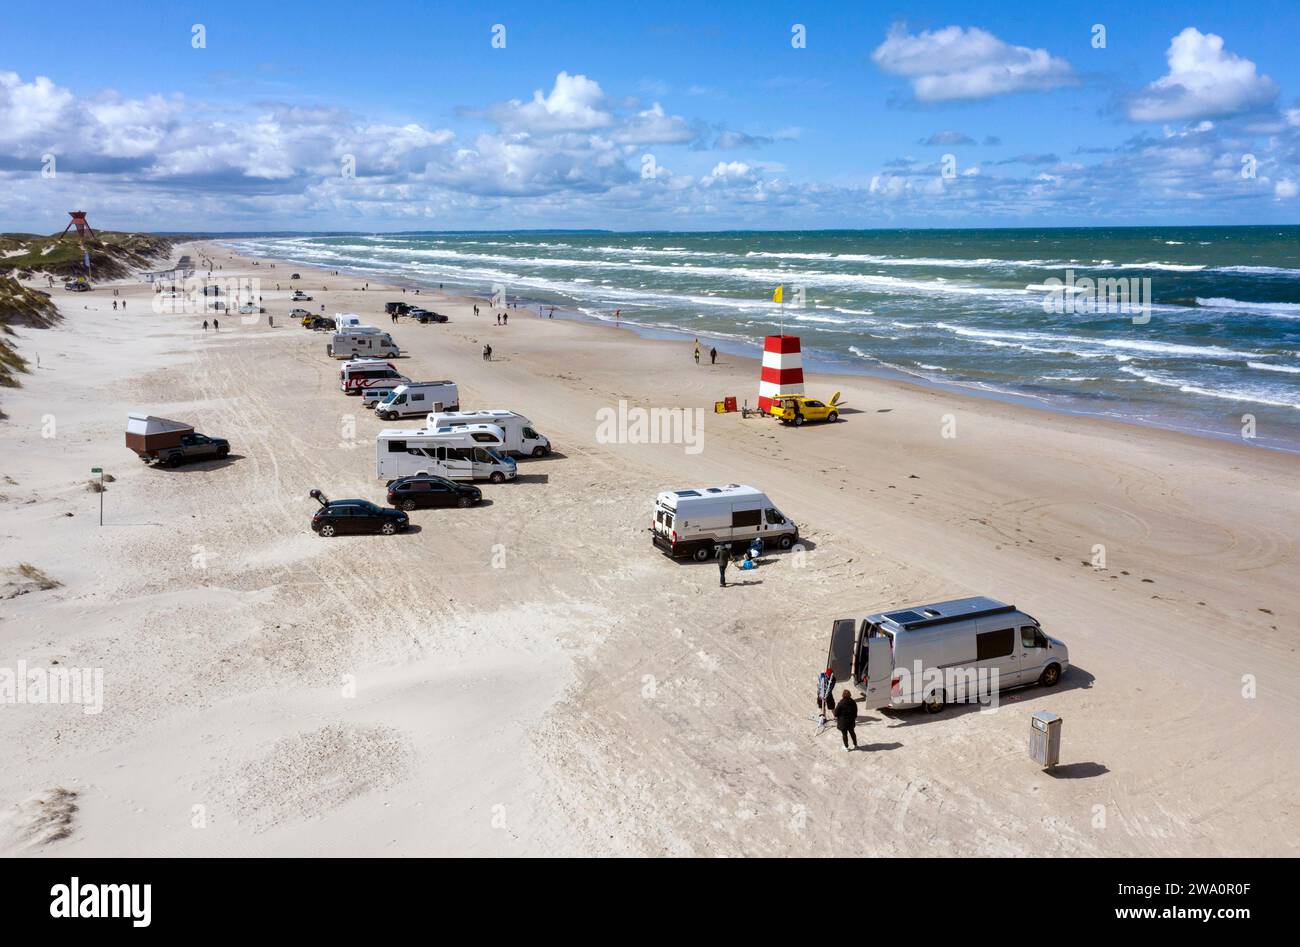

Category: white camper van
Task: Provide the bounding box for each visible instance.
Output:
[339,359,410,395]
[334,313,365,331]
[651,484,798,561]
[327,329,400,359]
[375,382,460,420]
[827,596,1070,714]
[375,425,517,483]
[427,410,551,457]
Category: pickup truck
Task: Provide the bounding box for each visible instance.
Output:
[126,414,230,467]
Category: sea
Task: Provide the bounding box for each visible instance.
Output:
[222,227,1300,453]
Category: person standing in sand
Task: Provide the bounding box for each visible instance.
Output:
[834,689,859,751]
[202,320,208,331]
[213,318,219,331]
[483,344,492,361]
[694,339,701,364]
[817,667,836,725]
[716,542,730,587]
[710,347,717,365]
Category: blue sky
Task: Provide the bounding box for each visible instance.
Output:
[2,0,1299,231]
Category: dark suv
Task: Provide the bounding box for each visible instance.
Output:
[309,490,409,537]
[385,302,411,315]
[408,308,448,324]
[386,475,482,510]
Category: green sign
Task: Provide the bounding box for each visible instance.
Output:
[91,467,102,474]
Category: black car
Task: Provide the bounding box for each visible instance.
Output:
[309,489,409,537]
[385,301,411,315]
[386,475,481,510]
[408,308,448,324]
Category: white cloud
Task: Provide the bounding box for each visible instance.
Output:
[611,103,694,145]
[872,25,1074,102]
[488,71,612,133]
[1128,28,1278,122]
[1276,179,1298,199]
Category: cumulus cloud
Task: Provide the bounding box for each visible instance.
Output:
[487,71,612,133]
[610,102,695,145]
[872,25,1074,102]
[1128,28,1278,122]
[1277,179,1298,199]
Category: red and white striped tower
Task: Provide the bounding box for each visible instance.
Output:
[758,335,804,413]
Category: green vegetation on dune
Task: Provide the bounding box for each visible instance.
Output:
[0,231,173,281]
[0,276,61,390]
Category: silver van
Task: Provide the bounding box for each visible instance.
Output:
[827,596,1069,713]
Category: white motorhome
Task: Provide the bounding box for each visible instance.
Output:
[651,484,798,561]
[339,359,410,395]
[827,596,1070,714]
[334,313,365,330]
[375,382,460,420]
[327,329,400,359]
[427,410,551,457]
[375,425,517,483]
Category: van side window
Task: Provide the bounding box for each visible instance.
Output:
[976,628,1015,660]
[388,440,407,453]
[731,509,762,528]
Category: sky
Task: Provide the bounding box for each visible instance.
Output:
[2,0,1299,232]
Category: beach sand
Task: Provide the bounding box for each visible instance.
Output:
[1,240,1296,857]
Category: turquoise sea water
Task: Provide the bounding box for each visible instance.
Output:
[226,227,1300,452]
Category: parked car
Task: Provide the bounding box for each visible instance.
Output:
[290,273,301,280]
[65,279,91,292]
[292,291,313,302]
[409,308,448,324]
[770,393,842,425]
[385,302,411,315]
[238,303,265,314]
[386,475,482,510]
[309,489,409,537]
[305,315,333,330]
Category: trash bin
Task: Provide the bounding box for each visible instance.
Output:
[1029,711,1062,768]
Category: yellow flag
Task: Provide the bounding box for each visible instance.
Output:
[773,285,783,304]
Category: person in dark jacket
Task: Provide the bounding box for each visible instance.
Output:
[716,543,730,587]
[834,689,858,751]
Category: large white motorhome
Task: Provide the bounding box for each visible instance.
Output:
[334,313,365,330]
[427,410,551,457]
[374,382,460,420]
[651,484,798,561]
[375,425,517,483]
[327,329,400,359]
[339,359,410,395]
[826,596,1070,714]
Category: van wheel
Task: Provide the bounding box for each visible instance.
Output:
[692,545,713,562]
[923,690,946,714]
[380,522,397,535]
[1039,664,1062,687]
[777,534,794,550]
[319,524,336,538]
[532,446,547,457]
[827,411,838,423]
[489,472,505,484]
[401,499,416,511]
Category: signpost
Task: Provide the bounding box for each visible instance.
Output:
[91,467,104,525]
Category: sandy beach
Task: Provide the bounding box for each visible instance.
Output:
[1,240,1296,858]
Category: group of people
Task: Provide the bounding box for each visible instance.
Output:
[692,339,718,365]
[817,667,861,751]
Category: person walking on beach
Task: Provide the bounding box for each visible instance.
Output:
[202,320,209,332]
[710,346,717,365]
[817,667,836,725]
[496,313,500,325]
[503,312,508,326]
[694,339,701,364]
[212,318,219,332]
[483,343,492,361]
[834,689,859,751]
[716,542,730,587]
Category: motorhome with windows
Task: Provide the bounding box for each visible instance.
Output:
[374,382,460,420]
[339,359,410,394]
[826,596,1069,714]
[375,425,517,483]
[327,329,400,359]
[427,410,551,457]
[651,484,798,561]
[334,313,365,331]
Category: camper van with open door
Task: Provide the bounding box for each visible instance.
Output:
[828,597,1069,713]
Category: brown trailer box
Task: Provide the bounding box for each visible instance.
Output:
[125,414,194,457]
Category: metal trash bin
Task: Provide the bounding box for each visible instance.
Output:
[1029,711,1062,768]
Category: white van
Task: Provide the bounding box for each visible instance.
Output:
[375,382,461,420]
[339,359,410,395]
[651,484,798,561]
[427,410,551,457]
[334,313,365,331]
[827,596,1070,714]
[327,329,400,359]
[376,425,517,483]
